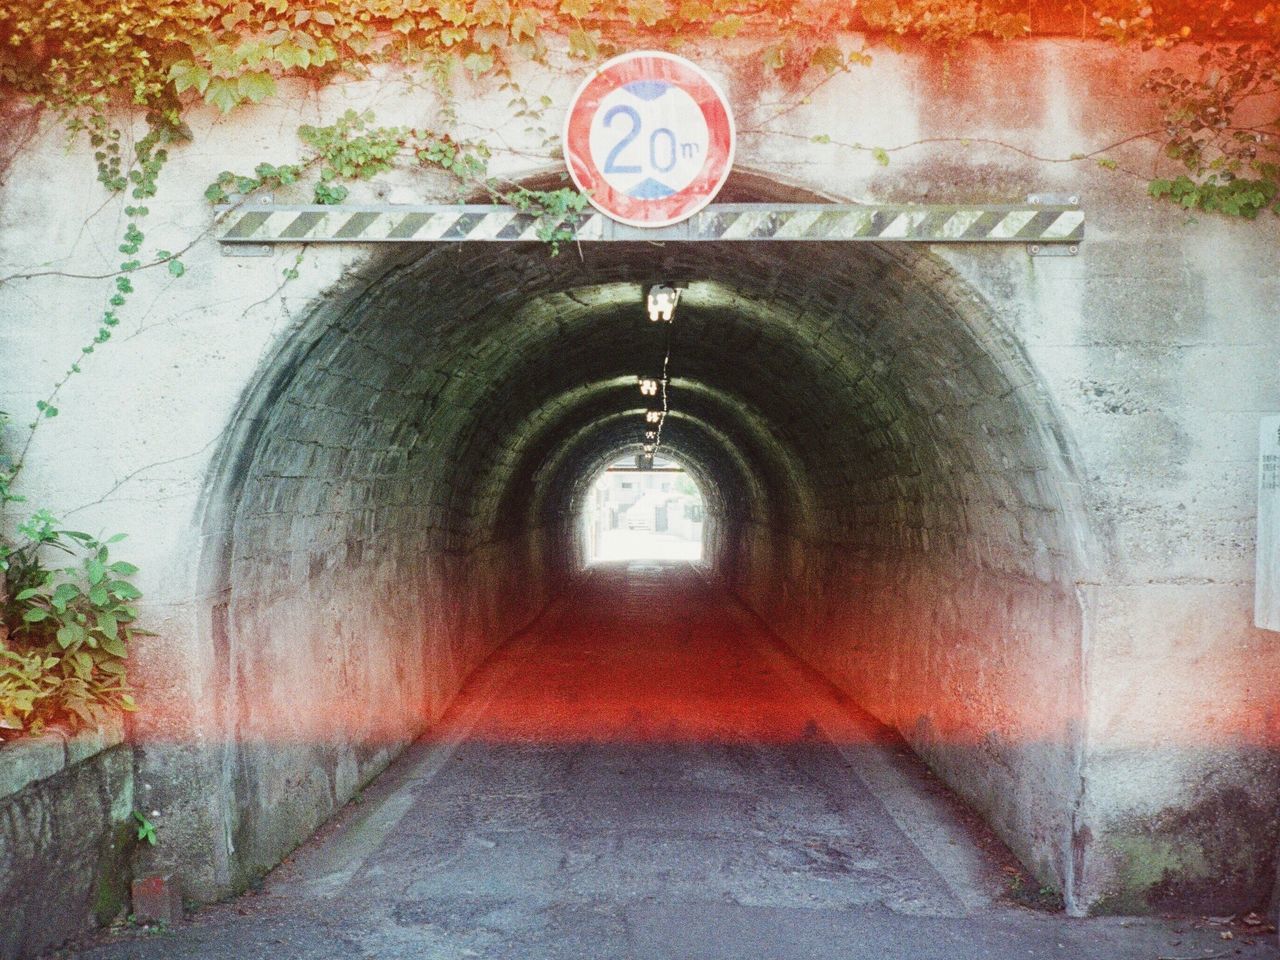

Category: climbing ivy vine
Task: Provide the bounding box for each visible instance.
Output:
[0,2,1276,224]
[203,109,589,247]
[0,413,144,737]
[2,1,1277,215]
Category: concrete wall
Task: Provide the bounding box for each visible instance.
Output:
[0,35,1278,917]
[732,543,1085,891]
[705,238,1093,900]
[0,724,133,960]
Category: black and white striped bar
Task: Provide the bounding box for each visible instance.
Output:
[218,202,1084,247]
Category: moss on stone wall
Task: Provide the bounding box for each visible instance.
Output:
[1090,784,1280,915]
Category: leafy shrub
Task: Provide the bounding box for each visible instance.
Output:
[1,512,144,735]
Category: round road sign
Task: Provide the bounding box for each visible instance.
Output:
[563,51,735,228]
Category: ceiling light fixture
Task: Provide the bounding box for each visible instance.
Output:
[639,377,659,396]
[647,284,680,323]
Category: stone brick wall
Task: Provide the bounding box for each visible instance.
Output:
[0,724,132,960]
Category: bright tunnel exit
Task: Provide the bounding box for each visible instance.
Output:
[582,454,705,563]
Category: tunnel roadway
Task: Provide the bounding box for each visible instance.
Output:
[74,563,1275,959]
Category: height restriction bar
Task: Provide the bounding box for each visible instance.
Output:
[218,200,1083,254]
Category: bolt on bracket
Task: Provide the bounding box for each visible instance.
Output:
[1027,243,1080,257]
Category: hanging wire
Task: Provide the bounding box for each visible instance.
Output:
[653,312,674,455]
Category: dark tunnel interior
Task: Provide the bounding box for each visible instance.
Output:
[193,172,1091,894]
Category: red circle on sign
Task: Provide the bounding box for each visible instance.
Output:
[563,51,735,228]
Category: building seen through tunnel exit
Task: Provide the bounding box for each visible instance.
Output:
[583,455,705,562]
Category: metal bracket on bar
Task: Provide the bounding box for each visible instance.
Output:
[1026,194,1082,256]
[1027,242,1080,257]
[218,194,277,257]
[1026,192,1081,206]
[221,244,273,258]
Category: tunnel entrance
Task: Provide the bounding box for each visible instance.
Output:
[196,171,1092,902]
[581,454,706,564]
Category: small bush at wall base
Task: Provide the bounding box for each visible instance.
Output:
[1,521,145,737]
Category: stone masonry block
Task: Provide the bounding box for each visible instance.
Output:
[0,735,65,801]
[131,874,184,926]
[65,716,126,768]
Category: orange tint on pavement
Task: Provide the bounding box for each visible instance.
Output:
[425,561,891,746]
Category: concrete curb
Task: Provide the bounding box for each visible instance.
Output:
[0,718,127,801]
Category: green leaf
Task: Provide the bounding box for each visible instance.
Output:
[473,24,507,50]
[872,146,891,167]
[237,72,277,105]
[314,182,348,205]
[510,9,540,40]
[52,582,81,609]
[812,45,845,74]
[710,14,743,38]
[133,810,157,844]
[89,585,109,607]
[88,559,106,585]
[73,651,93,679]
[101,636,128,658]
[15,587,38,601]
[627,0,667,26]
[567,27,598,59]
[168,259,186,278]
[56,625,77,649]
[992,12,1030,40]
[108,580,143,601]
[66,699,95,725]
[208,43,244,76]
[437,0,467,25]
[98,613,119,642]
[463,52,494,76]
[274,42,313,69]
[204,78,242,114]
[23,608,48,623]
[169,61,211,96]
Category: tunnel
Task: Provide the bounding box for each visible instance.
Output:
[194,172,1092,896]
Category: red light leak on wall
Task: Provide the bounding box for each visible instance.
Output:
[131,567,1278,751]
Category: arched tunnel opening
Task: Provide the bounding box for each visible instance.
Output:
[579,452,707,564]
[195,173,1091,897]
